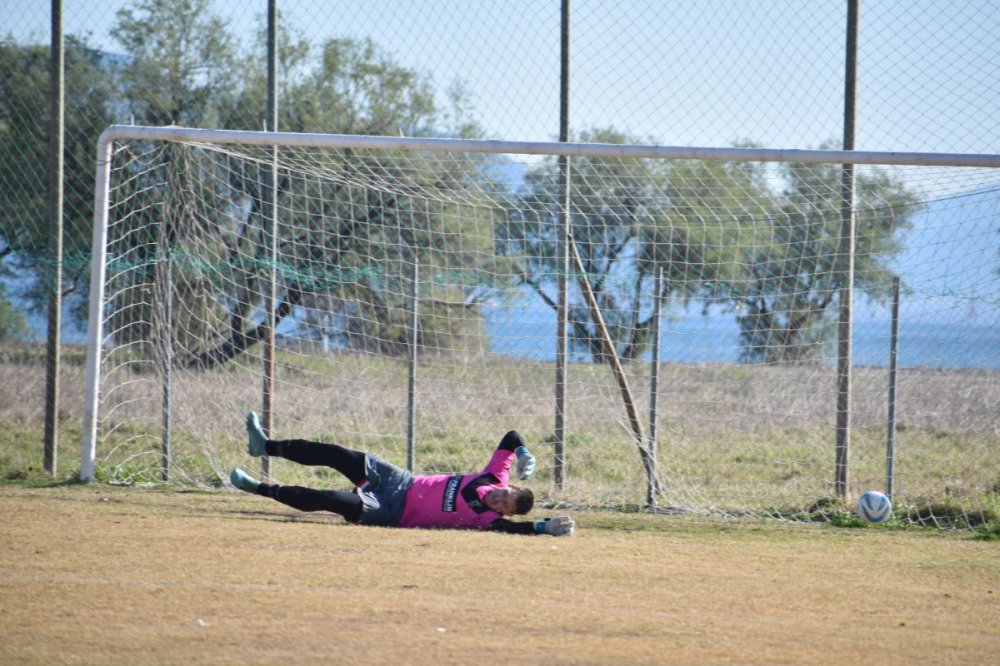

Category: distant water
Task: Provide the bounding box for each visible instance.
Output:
[9,284,998,370]
[8,272,997,370]
[483,304,1000,370]
[483,185,1000,370]
[10,296,999,370]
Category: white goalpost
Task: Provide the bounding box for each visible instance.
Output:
[83,125,1000,527]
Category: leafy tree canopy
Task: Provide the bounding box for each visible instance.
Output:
[506,130,922,364]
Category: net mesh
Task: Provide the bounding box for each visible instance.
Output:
[92,133,1000,527]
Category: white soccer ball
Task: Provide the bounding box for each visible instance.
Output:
[857,490,892,524]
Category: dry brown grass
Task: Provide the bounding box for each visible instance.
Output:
[2,485,998,664]
[1,353,998,518]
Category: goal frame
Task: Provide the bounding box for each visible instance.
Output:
[82,124,1000,482]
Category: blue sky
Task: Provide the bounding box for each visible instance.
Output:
[7,0,1000,154]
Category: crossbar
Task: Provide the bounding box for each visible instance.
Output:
[98,125,1000,169]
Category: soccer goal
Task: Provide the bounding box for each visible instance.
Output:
[84,125,1000,527]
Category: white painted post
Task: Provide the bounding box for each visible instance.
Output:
[80,130,115,482]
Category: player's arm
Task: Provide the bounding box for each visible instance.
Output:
[496,430,536,480]
[489,516,575,536]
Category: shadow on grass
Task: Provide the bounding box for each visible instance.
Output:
[228,508,345,525]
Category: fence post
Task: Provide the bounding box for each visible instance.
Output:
[885,276,900,499]
[835,0,859,501]
[554,0,571,490]
[407,262,419,472]
[647,266,663,508]
[261,0,279,481]
[43,0,65,476]
[159,247,172,481]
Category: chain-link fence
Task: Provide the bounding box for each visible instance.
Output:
[2,1,998,525]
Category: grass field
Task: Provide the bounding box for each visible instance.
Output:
[2,484,998,664]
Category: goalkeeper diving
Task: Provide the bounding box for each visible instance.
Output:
[230,413,575,537]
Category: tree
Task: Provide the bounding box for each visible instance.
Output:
[503,128,678,363]
[505,133,920,365]
[504,129,774,363]
[1,0,242,344]
[0,35,116,329]
[97,0,245,356]
[111,0,238,127]
[727,160,920,363]
[0,282,30,342]
[637,155,776,358]
[202,33,498,364]
[105,21,501,367]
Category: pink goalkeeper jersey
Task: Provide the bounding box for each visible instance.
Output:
[397,447,514,530]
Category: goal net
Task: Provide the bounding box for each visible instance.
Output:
[84,126,1000,528]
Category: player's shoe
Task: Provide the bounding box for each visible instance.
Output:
[246,411,268,457]
[230,468,260,493]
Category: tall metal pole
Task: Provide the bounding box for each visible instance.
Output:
[159,246,172,481]
[647,266,663,508]
[43,0,65,476]
[261,0,278,481]
[554,0,571,490]
[407,263,419,472]
[885,276,900,499]
[835,0,860,501]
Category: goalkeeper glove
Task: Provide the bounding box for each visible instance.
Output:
[515,445,536,480]
[534,515,575,537]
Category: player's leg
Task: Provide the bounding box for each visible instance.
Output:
[230,468,363,522]
[245,412,366,485]
[259,484,364,522]
[266,440,366,485]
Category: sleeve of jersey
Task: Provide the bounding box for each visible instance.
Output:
[489,518,538,535]
[497,430,525,452]
[482,446,515,484]
[482,430,523,483]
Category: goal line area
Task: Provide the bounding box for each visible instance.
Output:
[83,125,1000,529]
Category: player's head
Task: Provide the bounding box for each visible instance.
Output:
[511,485,534,515]
[485,486,534,516]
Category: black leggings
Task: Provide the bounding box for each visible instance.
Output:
[256,439,367,522]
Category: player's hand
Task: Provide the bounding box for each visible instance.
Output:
[537,515,575,537]
[515,445,536,480]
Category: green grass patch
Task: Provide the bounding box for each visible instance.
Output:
[0,343,88,366]
[0,420,83,485]
[972,522,1000,541]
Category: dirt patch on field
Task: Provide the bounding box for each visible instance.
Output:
[1,485,998,664]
